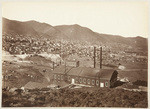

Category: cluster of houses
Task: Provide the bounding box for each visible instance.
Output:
[3,33,147,66]
[4,33,147,89]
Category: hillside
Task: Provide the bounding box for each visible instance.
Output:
[2,17,148,51]
[55,24,99,42]
[2,87,148,107]
[2,18,38,37]
[25,20,65,39]
[55,24,148,51]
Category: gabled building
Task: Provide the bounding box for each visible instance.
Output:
[52,64,118,88]
[52,46,118,88]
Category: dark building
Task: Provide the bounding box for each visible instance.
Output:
[52,46,118,88]
[52,61,118,88]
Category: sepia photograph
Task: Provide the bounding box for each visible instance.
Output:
[1,0,149,108]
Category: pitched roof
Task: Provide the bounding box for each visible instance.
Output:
[78,67,100,77]
[52,65,117,80]
[24,81,47,89]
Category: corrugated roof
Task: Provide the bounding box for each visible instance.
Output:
[99,69,116,80]
[52,65,117,80]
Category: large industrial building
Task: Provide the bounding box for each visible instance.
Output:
[52,60,118,88]
[52,47,118,88]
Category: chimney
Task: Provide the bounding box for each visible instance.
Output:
[100,47,102,69]
[94,46,96,68]
[60,41,62,65]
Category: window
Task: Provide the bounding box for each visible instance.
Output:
[54,74,57,79]
[92,80,95,85]
[83,78,86,84]
[87,79,90,84]
[57,75,60,80]
[96,80,99,86]
[105,82,108,87]
[79,78,82,83]
[61,75,63,80]
[75,77,78,83]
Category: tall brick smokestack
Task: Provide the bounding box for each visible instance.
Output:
[60,41,62,65]
[100,47,102,69]
[94,46,96,68]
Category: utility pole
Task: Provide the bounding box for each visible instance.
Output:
[53,61,55,70]
[64,61,67,81]
[3,76,5,89]
[65,61,66,73]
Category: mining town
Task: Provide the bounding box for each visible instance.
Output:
[2,17,148,107]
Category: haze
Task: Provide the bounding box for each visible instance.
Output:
[2,1,149,38]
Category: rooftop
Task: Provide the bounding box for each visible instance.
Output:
[52,65,117,80]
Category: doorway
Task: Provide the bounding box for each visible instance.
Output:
[72,78,75,84]
[100,82,104,87]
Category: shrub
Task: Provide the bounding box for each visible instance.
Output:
[133,80,147,86]
[2,87,148,107]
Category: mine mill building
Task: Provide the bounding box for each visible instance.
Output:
[52,47,118,88]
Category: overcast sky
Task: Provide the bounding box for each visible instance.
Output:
[2,1,149,38]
